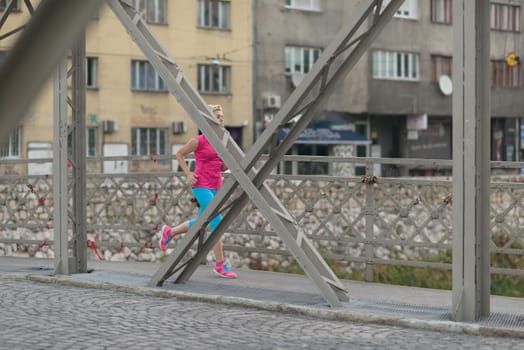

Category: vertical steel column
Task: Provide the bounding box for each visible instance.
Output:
[364,166,375,282]
[53,34,88,275]
[452,0,491,321]
[70,31,87,273]
[53,58,69,275]
[0,0,102,274]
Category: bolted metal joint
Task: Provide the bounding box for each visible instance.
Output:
[361,175,378,185]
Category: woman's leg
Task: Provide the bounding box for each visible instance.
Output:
[162,188,235,276]
[188,188,215,225]
[160,189,219,251]
[213,237,224,262]
[190,188,226,263]
[160,220,190,251]
[171,220,190,236]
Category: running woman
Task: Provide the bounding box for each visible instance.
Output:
[159,104,237,279]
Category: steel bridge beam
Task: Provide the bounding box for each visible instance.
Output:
[0,0,102,143]
[53,57,69,274]
[166,0,406,290]
[53,37,88,275]
[0,0,35,41]
[70,32,88,273]
[0,0,17,30]
[106,0,404,306]
[451,0,491,321]
[0,0,96,274]
[0,0,494,316]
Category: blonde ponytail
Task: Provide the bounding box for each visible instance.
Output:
[208,104,223,112]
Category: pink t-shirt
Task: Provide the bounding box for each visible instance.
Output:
[193,134,223,190]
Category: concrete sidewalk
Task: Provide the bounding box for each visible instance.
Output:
[1,256,523,338]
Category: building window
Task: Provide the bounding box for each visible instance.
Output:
[86,57,97,89]
[285,46,322,75]
[0,126,21,158]
[197,0,230,29]
[284,0,321,12]
[395,0,418,19]
[87,127,97,157]
[431,0,452,24]
[131,60,166,91]
[491,3,520,32]
[381,0,418,19]
[197,64,230,94]
[296,144,329,175]
[0,0,20,11]
[372,50,419,81]
[131,128,167,156]
[431,55,452,82]
[0,50,7,63]
[491,60,521,88]
[67,127,99,157]
[134,0,166,24]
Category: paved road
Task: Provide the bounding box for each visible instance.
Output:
[1,280,523,350]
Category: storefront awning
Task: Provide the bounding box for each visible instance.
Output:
[278,128,370,145]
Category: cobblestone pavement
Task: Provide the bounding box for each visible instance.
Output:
[1,280,523,350]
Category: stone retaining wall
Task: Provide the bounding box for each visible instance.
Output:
[1,174,523,275]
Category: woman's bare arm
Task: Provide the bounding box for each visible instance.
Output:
[176,138,198,185]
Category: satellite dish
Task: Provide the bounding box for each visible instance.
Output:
[291,72,305,87]
[438,75,453,96]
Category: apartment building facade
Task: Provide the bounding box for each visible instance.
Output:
[2,0,524,177]
[255,0,524,176]
[0,0,253,174]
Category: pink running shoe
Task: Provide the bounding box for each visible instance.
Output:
[159,225,173,251]
[213,261,237,279]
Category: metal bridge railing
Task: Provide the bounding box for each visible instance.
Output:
[0,155,523,281]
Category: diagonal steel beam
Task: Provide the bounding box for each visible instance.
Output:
[0,0,35,40]
[23,0,35,15]
[107,0,347,307]
[106,0,345,306]
[0,25,25,41]
[167,0,405,285]
[0,0,103,143]
[108,0,403,306]
[166,0,401,299]
[245,0,405,180]
[0,0,17,30]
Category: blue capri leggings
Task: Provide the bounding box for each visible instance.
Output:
[188,188,222,232]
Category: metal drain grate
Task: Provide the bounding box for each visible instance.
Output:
[346,299,524,329]
[478,312,524,329]
[346,299,451,321]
